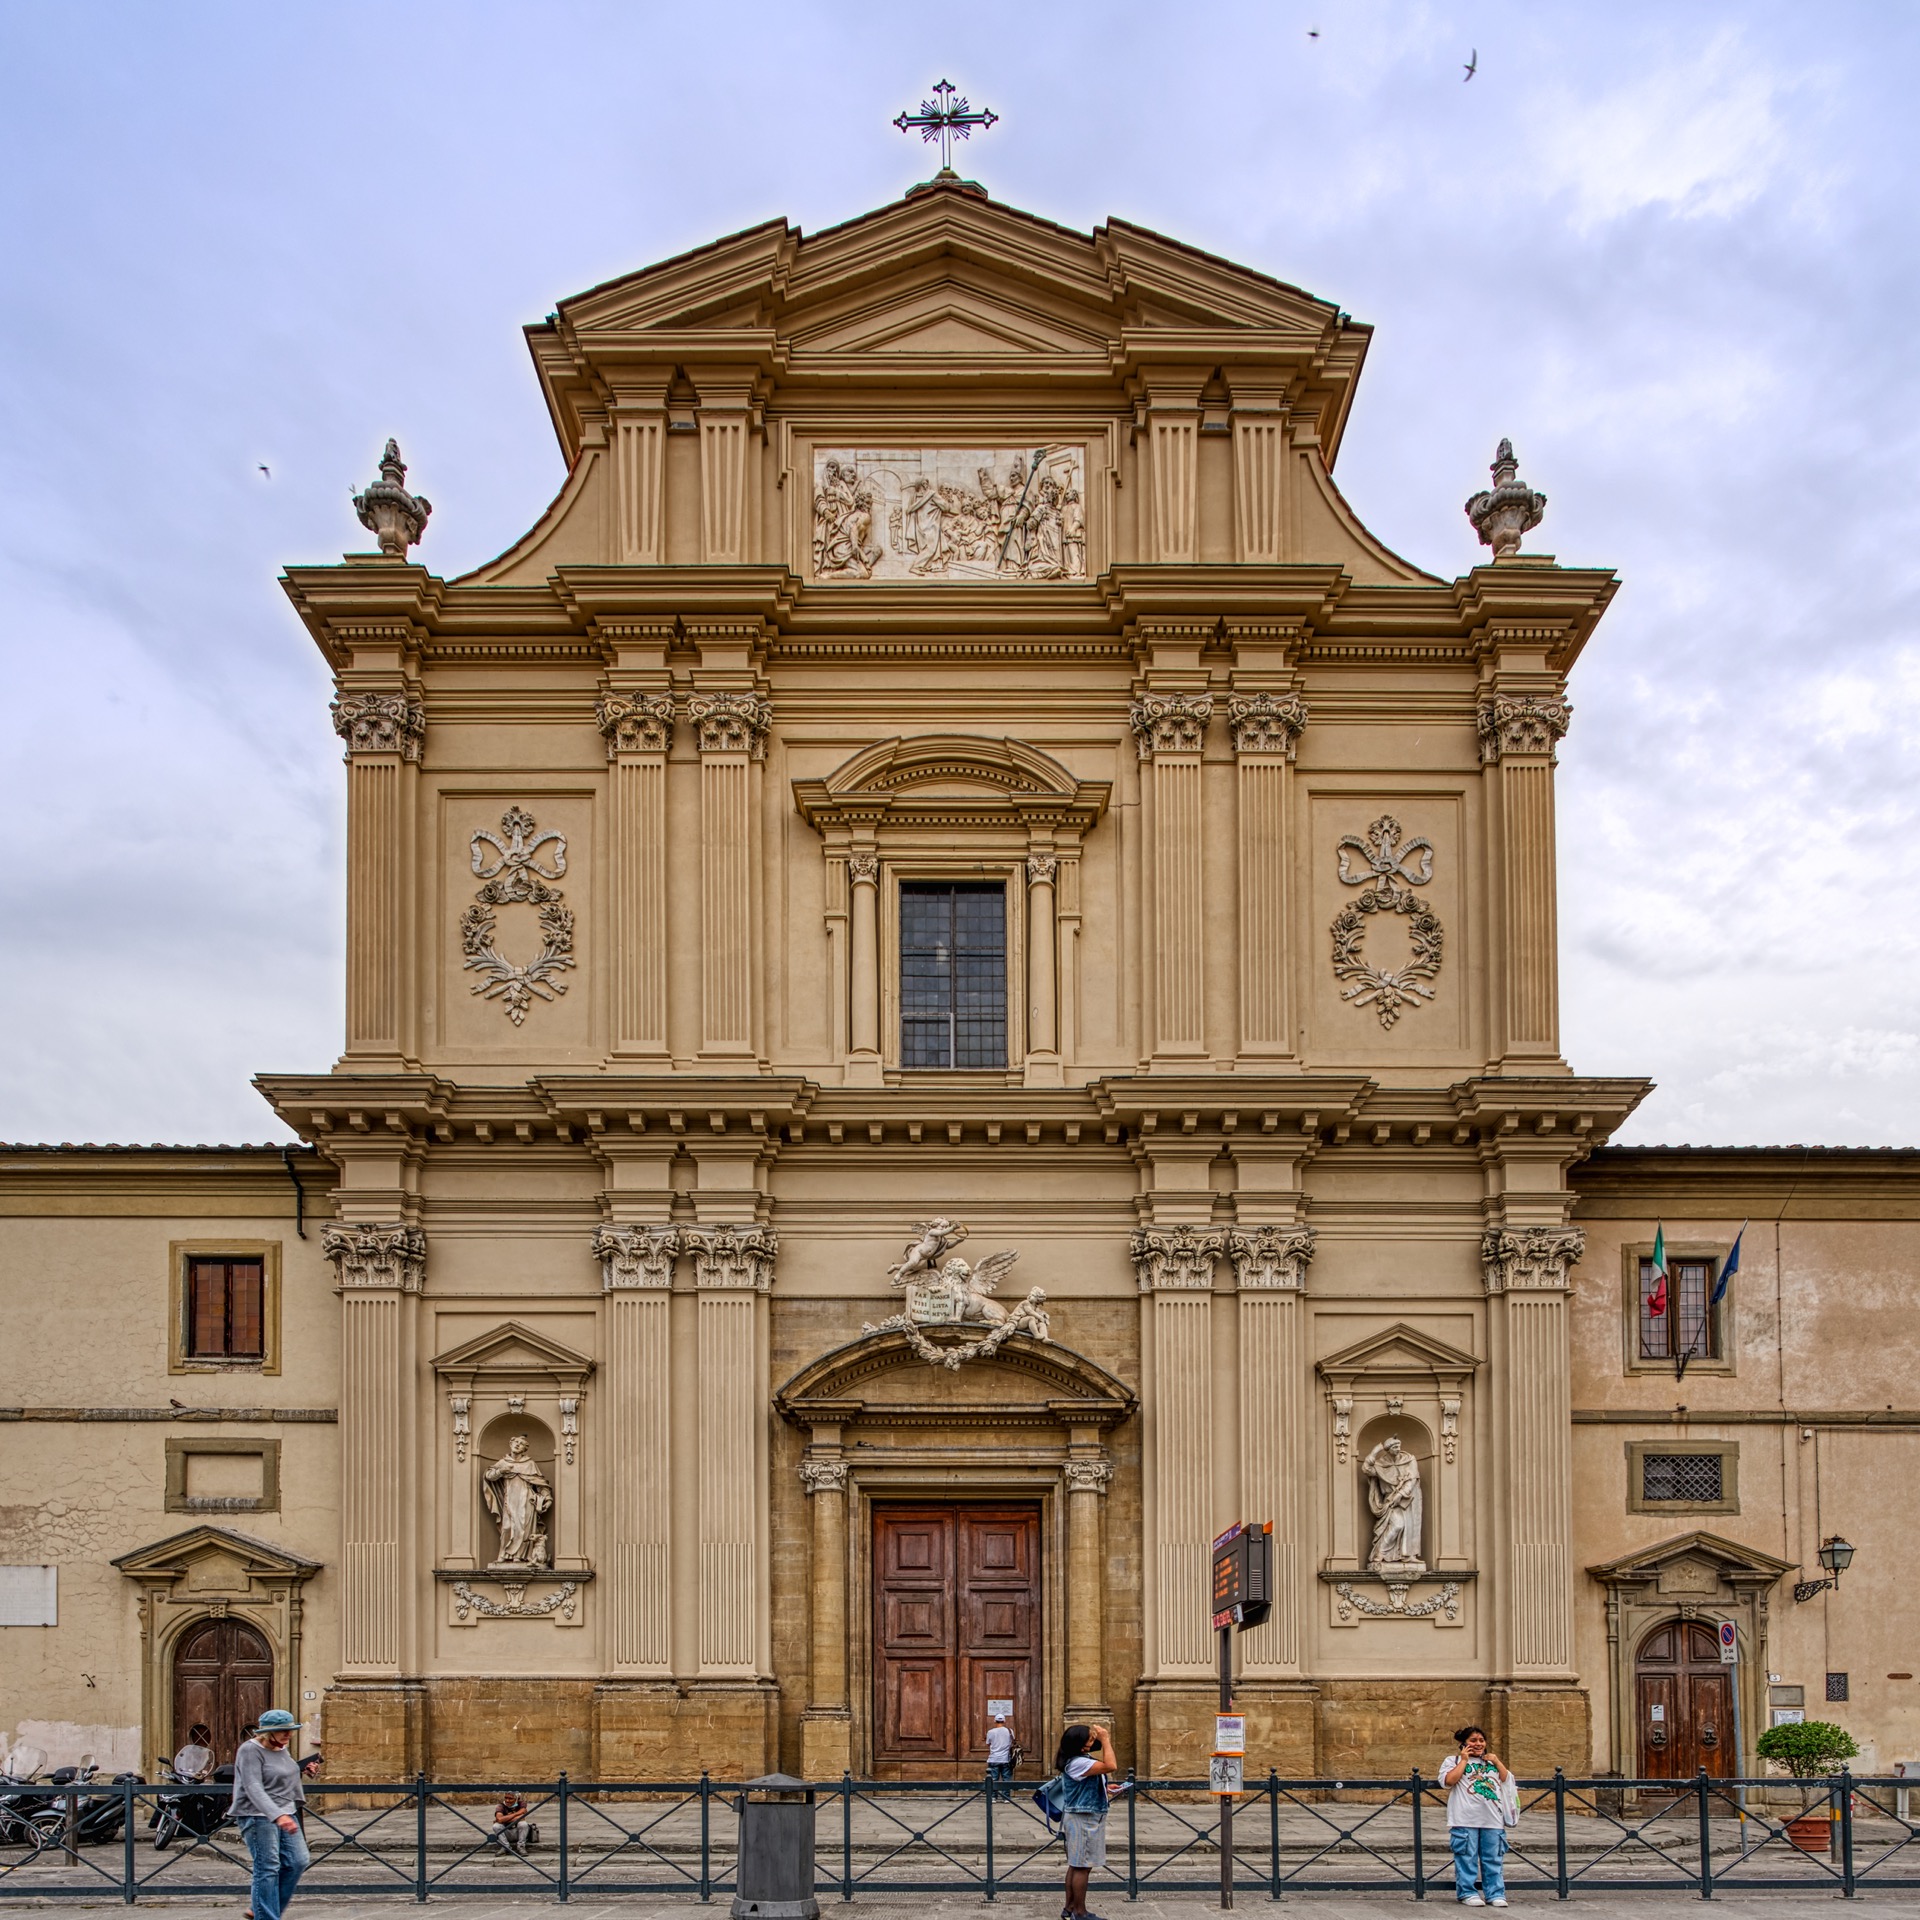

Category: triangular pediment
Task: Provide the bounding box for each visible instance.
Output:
[1317,1322,1481,1380]
[1588,1530,1795,1585]
[112,1524,320,1581]
[432,1321,596,1380]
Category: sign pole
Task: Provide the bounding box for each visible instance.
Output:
[1219,1619,1234,1911]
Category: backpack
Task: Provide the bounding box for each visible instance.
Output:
[1032,1773,1070,1830]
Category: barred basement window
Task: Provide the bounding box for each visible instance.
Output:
[899,883,1007,1070]
[1641,1452,1724,1504]
[185,1257,265,1359]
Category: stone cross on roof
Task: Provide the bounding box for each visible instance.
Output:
[894,79,998,176]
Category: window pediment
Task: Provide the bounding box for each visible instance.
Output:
[795,734,1109,838]
[1317,1322,1480,1388]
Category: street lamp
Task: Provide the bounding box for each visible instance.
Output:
[1792,1535,1857,1603]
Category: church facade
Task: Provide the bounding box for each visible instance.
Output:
[5,180,1917,1787]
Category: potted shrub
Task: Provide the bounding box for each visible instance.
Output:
[1756,1720,1860,1852]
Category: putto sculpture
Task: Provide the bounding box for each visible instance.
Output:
[1464,438,1545,561]
[353,438,432,556]
[865,1218,1051,1368]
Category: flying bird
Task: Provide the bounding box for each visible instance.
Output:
[258,465,271,478]
[1308,27,1319,37]
[1464,49,1478,80]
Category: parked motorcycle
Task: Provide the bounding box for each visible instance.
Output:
[0,1751,71,1859]
[151,1760,230,1851]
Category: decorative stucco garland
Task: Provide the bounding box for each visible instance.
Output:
[1330,815,1444,1029]
[460,807,576,1025]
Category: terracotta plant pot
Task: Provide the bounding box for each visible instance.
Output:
[1784,1814,1832,1853]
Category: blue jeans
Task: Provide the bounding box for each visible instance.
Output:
[242,1815,310,1920]
[987,1761,1012,1798]
[1450,1824,1505,1901]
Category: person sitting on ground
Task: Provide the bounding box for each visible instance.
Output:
[493,1790,535,1854]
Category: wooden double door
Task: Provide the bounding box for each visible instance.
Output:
[873,1504,1041,1776]
[1636,1619,1734,1778]
[172,1617,275,1766]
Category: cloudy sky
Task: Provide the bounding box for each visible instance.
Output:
[2,1,1914,1147]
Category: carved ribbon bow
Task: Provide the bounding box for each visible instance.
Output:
[471,807,568,898]
[1335,816,1434,899]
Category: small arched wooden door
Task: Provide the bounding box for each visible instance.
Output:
[1635,1619,1734,1779]
[172,1617,274,1766]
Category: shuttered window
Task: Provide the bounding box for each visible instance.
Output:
[185,1258,266,1360]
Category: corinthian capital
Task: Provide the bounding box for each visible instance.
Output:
[321,1222,426,1292]
[330,692,425,763]
[686,692,772,759]
[1227,694,1309,760]
[1064,1458,1114,1496]
[683,1223,778,1292]
[1477,696,1572,764]
[592,1223,679,1290]
[1129,1224,1226,1292]
[596,691,675,757]
[1129,693,1213,760]
[799,1458,848,1495]
[1226,1224,1317,1291]
[1481,1225,1585,1294]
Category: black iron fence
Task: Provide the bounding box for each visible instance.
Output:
[0,1769,1913,1902]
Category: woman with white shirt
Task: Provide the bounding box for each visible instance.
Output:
[1437,1725,1511,1907]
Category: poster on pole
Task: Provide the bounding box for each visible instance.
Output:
[1215,1715,1246,1755]
[1209,1755,1244,1797]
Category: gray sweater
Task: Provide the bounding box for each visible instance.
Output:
[229,1740,305,1820]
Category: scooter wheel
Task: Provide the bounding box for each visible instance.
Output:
[153,1823,176,1850]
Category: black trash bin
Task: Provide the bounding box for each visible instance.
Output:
[731,1773,818,1920]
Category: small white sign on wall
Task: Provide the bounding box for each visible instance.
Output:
[0,1567,56,1627]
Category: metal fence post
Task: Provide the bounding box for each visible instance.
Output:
[1127,1767,1139,1902]
[557,1771,570,1903]
[1554,1769,1569,1901]
[1268,1769,1279,1902]
[121,1776,136,1903]
[1839,1770,1855,1899]
[1695,1768,1712,1901]
[699,1772,711,1903]
[415,1773,429,1902]
[984,1770,995,1902]
[841,1772,852,1902]
[1411,1769,1425,1900]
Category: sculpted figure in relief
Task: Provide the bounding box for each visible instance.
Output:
[868,1217,1051,1368]
[1362,1436,1427,1577]
[483,1436,554,1570]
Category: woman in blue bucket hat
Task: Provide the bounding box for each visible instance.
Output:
[229,1710,307,1920]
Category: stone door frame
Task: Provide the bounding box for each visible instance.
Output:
[112,1525,322,1769]
[775,1327,1135,1779]
[1587,1529,1793,1779]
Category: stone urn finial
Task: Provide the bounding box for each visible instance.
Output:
[353,438,432,557]
[1464,438,1545,561]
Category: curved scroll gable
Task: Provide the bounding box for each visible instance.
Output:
[794,734,1111,838]
[775,1326,1136,1429]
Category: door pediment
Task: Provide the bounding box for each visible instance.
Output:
[1588,1529,1794,1590]
[112,1525,320,1585]
[776,1328,1134,1430]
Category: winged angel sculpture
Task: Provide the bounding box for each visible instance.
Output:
[865,1219,1051,1368]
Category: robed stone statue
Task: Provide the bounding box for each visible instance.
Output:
[482,1435,553,1569]
[1361,1436,1427,1576]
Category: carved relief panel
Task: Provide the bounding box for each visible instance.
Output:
[798,442,1098,582]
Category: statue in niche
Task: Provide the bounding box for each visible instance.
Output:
[482,1435,553,1570]
[1362,1436,1427,1576]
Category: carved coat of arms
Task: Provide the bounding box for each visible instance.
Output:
[865,1219,1051,1368]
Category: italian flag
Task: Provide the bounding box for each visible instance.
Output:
[1647,1226,1668,1318]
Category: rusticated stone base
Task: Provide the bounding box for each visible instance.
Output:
[321,1678,779,1782]
[1484,1682,1590,1775]
[798,1708,853,1780]
[321,1682,429,1783]
[592,1680,780,1780]
[1316,1680,1494,1778]
[1136,1680,1321,1780]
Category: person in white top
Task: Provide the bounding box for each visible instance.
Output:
[985,1715,1014,1797]
[1438,1725,1511,1906]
